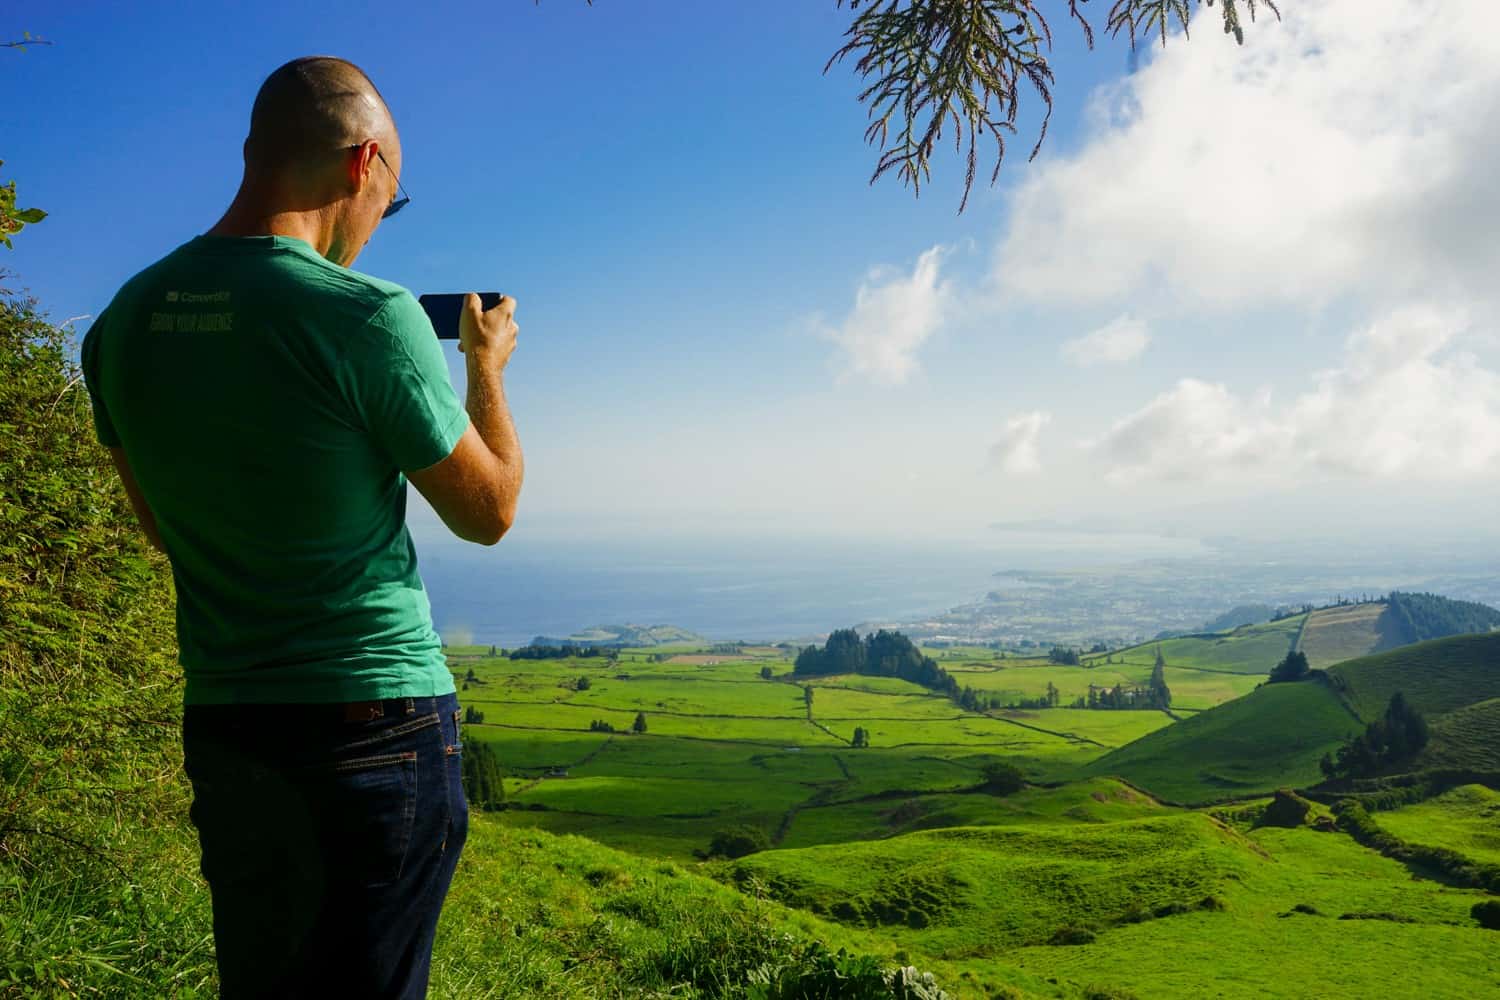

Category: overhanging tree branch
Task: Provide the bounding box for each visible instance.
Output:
[829,1,1282,212]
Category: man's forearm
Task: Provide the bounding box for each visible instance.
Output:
[464,351,524,521]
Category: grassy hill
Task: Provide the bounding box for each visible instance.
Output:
[1415,698,1500,771]
[1079,679,1361,803]
[1082,633,1500,804]
[1325,632,1500,720]
[713,813,1264,956]
[1376,785,1500,867]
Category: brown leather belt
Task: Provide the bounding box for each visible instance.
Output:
[342,700,386,722]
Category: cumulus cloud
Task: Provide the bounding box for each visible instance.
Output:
[1095,305,1500,483]
[990,411,1051,475]
[1061,315,1150,366]
[817,246,950,385]
[996,0,1500,311]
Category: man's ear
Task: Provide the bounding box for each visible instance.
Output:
[347,141,376,194]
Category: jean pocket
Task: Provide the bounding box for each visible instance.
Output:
[293,750,418,889]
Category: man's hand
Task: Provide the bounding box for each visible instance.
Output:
[458,293,518,368]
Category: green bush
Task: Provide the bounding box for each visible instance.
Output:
[1047,925,1097,945]
[1,291,211,995]
[709,824,772,859]
[1473,900,1500,930]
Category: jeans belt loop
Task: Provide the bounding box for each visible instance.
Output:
[404,696,415,716]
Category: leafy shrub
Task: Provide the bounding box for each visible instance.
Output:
[1473,900,1500,930]
[1048,925,1097,945]
[709,824,772,859]
[1259,788,1313,828]
[980,761,1026,796]
[1197,895,1228,912]
[1291,903,1322,916]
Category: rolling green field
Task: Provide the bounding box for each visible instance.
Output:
[1079,678,1363,803]
[435,636,1500,998]
[1327,632,1500,719]
[1378,785,1500,867]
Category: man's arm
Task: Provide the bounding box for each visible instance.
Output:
[405,294,523,546]
[106,446,167,553]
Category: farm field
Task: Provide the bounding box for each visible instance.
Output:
[1297,602,1397,667]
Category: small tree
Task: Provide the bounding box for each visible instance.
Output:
[1268,650,1310,684]
[980,761,1025,796]
[577,674,592,690]
[852,726,868,748]
[707,824,770,859]
[464,705,485,725]
[760,665,773,680]
[632,710,647,734]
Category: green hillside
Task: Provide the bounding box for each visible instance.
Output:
[1414,697,1500,771]
[1083,633,1500,804]
[1108,616,1303,675]
[1376,785,1500,867]
[714,814,1263,956]
[1079,679,1361,803]
[1325,631,1500,720]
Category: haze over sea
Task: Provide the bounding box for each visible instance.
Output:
[416,529,1210,646]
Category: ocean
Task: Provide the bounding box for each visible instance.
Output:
[416,535,1006,647]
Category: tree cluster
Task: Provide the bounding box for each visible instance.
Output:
[461,739,506,811]
[464,705,486,725]
[794,628,962,703]
[851,725,869,747]
[588,719,615,732]
[1048,646,1081,666]
[1387,591,1500,645]
[1267,650,1310,684]
[509,643,610,660]
[1320,692,1429,780]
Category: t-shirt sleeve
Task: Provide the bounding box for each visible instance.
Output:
[353,292,470,472]
[79,309,123,448]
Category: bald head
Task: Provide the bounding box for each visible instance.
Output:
[245,56,396,169]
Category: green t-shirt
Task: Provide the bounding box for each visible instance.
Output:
[80,234,468,705]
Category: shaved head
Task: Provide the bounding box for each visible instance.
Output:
[246,56,396,168]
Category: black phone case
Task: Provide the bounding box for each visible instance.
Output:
[418,293,503,340]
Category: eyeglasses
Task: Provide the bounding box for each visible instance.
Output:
[347,143,411,218]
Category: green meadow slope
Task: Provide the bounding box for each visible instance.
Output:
[1325,632,1500,719]
[1082,633,1500,804]
[1079,679,1361,803]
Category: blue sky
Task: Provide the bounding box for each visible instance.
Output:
[7,0,1499,552]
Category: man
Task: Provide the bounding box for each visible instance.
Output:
[79,56,523,998]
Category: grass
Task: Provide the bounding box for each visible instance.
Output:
[1080,679,1362,803]
[1416,698,1500,771]
[1327,632,1500,720]
[993,822,1499,999]
[712,813,1265,957]
[1377,785,1500,867]
[1105,617,1304,676]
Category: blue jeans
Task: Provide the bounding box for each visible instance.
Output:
[183,693,468,999]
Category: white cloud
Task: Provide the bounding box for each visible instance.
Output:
[1095,305,1500,483]
[1061,315,1150,366]
[990,411,1051,475]
[996,0,1500,312]
[817,246,950,385]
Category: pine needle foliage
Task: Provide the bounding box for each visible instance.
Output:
[829,0,1282,211]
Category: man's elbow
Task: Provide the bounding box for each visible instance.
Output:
[474,504,517,547]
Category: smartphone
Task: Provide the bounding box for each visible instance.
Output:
[418,292,503,340]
